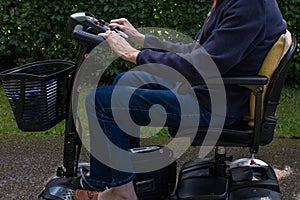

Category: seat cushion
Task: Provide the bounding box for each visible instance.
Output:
[192,126,253,147]
[168,121,254,147]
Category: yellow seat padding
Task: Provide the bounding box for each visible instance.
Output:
[246,30,292,127]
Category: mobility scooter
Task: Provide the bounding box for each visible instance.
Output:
[0,12,296,200]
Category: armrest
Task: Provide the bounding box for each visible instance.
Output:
[178,76,268,94]
[222,76,268,86]
[190,76,268,86]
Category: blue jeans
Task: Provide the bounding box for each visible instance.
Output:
[85,71,238,188]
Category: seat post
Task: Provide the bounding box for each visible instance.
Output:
[251,85,264,154]
[215,146,227,177]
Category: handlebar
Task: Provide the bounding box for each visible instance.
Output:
[67,12,128,48]
[72,24,105,47]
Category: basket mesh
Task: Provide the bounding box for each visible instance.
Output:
[0,60,75,131]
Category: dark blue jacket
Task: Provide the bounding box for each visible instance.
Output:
[137,0,287,118]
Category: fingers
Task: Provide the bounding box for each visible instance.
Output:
[109,23,126,30]
[110,18,128,25]
[98,30,116,40]
[109,18,130,31]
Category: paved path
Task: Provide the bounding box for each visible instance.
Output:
[0,133,299,200]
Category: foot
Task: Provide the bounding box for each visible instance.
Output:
[74,181,138,200]
[73,190,99,200]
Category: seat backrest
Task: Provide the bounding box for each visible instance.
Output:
[247,31,297,145]
[246,30,293,126]
[260,33,296,145]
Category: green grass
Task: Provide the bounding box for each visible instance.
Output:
[0,84,299,138]
[276,86,300,137]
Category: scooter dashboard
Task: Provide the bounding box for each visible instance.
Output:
[67,12,128,48]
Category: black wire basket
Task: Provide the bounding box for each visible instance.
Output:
[0,60,75,131]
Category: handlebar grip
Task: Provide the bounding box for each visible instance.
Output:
[72,25,105,47]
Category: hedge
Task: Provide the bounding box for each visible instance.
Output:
[0,0,299,83]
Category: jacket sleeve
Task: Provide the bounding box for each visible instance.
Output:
[143,34,196,53]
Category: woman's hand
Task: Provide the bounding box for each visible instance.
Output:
[99,30,140,64]
[109,18,145,46]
